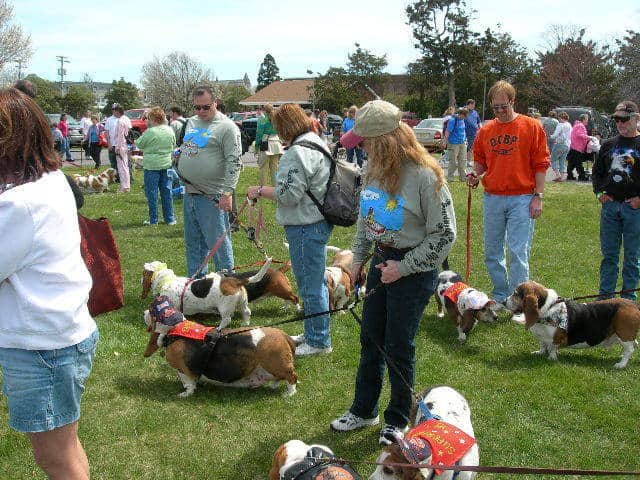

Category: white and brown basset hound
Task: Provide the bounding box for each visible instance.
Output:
[141,259,272,329]
[72,168,116,193]
[269,440,361,480]
[505,281,640,368]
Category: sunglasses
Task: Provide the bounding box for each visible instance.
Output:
[491,103,511,112]
[193,104,213,111]
[612,115,632,123]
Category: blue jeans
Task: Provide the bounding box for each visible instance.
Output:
[0,330,99,433]
[62,137,72,161]
[183,193,234,276]
[551,144,569,173]
[346,147,365,167]
[284,221,333,348]
[144,169,175,224]
[350,247,437,428]
[483,193,535,302]
[599,200,640,300]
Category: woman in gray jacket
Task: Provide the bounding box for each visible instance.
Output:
[247,104,333,356]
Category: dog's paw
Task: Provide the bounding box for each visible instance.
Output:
[613,361,628,369]
[177,390,194,398]
[282,383,297,397]
[532,349,546,356]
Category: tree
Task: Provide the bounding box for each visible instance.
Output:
[310,67,354,113]
[532,27,617,113]
[219,84,251,113]
[256,54,281,91]
[406,0,478,106]
[616,30,640,105]
[23,74,61,113]
[62,85,94,118]
[0,1,32,72]
[346,43,388,96]
[141,51,216,112]
[102,78,141,115]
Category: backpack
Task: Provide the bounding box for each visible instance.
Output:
[293,140,362,227]
[176,118,188,146]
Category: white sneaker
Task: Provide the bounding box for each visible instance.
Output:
[166,220,177,226]
[330,411,379,432]
[379,424,409,446]
[295,342,332,356]
[511,313,526,325]
[290,334,305,346]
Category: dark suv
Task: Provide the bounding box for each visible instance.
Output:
[554,106,615,138]
[240,117,259,154]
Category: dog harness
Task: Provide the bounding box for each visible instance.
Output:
[444,282,490,311]
[280,447,360,480]
[167,320,215,341]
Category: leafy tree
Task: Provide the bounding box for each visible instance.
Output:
[346,43,388,97]
[219,84,251,113]
[256,54,281,91]
[0,1,32,71]
[102,78,141,115]
[61,85,94,118]
[406,0,478,106]
[532,27,617,113]
[310,67,354,113]
[616,30,640,105]
[141,51,216,112]
[23,74,61,113]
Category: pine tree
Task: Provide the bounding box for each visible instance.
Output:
[256,54,281,91]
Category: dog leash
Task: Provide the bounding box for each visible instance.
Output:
[567,287,640,302]
[464,174,479,283]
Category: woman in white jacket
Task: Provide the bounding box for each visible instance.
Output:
[550,111,572,182]
[0,88,98,480]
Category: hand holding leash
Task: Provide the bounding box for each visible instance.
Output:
[376,260,401,284]
[466,172,480,188]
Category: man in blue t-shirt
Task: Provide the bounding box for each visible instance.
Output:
[464,99,482,164]
[445,107,468,182]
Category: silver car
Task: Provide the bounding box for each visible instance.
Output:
[413,117,445,152]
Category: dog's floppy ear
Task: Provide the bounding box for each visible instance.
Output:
[268,443,288,480]
[523,289,540,329]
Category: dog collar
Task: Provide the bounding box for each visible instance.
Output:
[540,301,568,330]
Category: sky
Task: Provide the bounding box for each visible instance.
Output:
[10,0,640,88]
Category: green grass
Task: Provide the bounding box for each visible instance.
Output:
[1,165,639,479]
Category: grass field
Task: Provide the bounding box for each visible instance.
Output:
[1,164,639,479]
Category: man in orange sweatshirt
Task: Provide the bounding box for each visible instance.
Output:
[468,80,550,322]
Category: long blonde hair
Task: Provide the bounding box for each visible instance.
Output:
[364,122,444,195]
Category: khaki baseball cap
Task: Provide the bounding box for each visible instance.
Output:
[340,100,402,148]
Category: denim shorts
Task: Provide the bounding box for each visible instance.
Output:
[0,329,99,433]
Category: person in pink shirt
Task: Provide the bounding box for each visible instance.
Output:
[566,114,590,181]
[57,113,73,162]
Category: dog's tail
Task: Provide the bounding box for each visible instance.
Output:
[278,261,292,274]
[247,257,273,284]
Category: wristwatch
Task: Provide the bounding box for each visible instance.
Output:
[533,192,544,199]
[257,186,263,197]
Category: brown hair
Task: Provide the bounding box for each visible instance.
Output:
[0,88,59,186]
[263,103,275,121]
[558,112,569,120]
[272,104,311,143]
[364,122,444,195]
[146,106,166,125]
[488,80,516,103]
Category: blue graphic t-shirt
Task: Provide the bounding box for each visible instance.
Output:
[360,186,405,244]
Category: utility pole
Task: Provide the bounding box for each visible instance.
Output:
[15,60,23,80]
[56,55,70,95]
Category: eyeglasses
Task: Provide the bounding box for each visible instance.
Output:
[492,103,511,112]
[193,104,213,111]
[613,115,632,123]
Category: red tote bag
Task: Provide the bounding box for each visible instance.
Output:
[78,215,124,316]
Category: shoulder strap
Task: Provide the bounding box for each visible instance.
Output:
[292,139,335,211]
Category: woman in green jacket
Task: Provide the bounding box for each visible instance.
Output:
[254,103,283,186]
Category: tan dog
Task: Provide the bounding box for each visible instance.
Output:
[143,297,297,397]
[325,246,356,312]
[505,281,640,368]
[73,167,116,193]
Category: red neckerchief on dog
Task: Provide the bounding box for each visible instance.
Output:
[168,320,215,341]
[398,419,475,475]
[444,282,469,304]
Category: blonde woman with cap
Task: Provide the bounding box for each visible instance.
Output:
[329,100,456,446]
[254,104,283,186]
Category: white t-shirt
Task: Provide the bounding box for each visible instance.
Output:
[0,170,96,349]
[105,115,118,147]
[79,116,92,135]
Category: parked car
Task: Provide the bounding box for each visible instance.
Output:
[240,117,259,154]
[401,111,421,128]
[326,113,342,132]
[125,108,149,138]
[45,113,83,146]
[554,106,615,138]
[413,117,445,152]
[230,111,260,128]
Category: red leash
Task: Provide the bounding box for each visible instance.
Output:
[465,178,478,283]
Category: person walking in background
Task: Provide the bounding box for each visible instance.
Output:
[247,104,333,356]
[342,105,365,167]
[58,113,73,162]
[464,99,482,165]
[567,113,590,181]
[0,87,99,480]
[84,115,104,168]
[136,106,176,226]
[542,110,559,155]
[79,110,92,159]
[318,109,329,143]
[592,101,640,301]
[176,85,241,276]
[112,104,132,193]
[254,103,283,186]
[169,106,187,144]
[468,80,549,323]
[444,107,468,182]
[50,121,64,160]
[550,111,572,182]
[329,99,455,445]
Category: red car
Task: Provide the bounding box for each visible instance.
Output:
[125,108,149,138]
[401,111,421,128]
